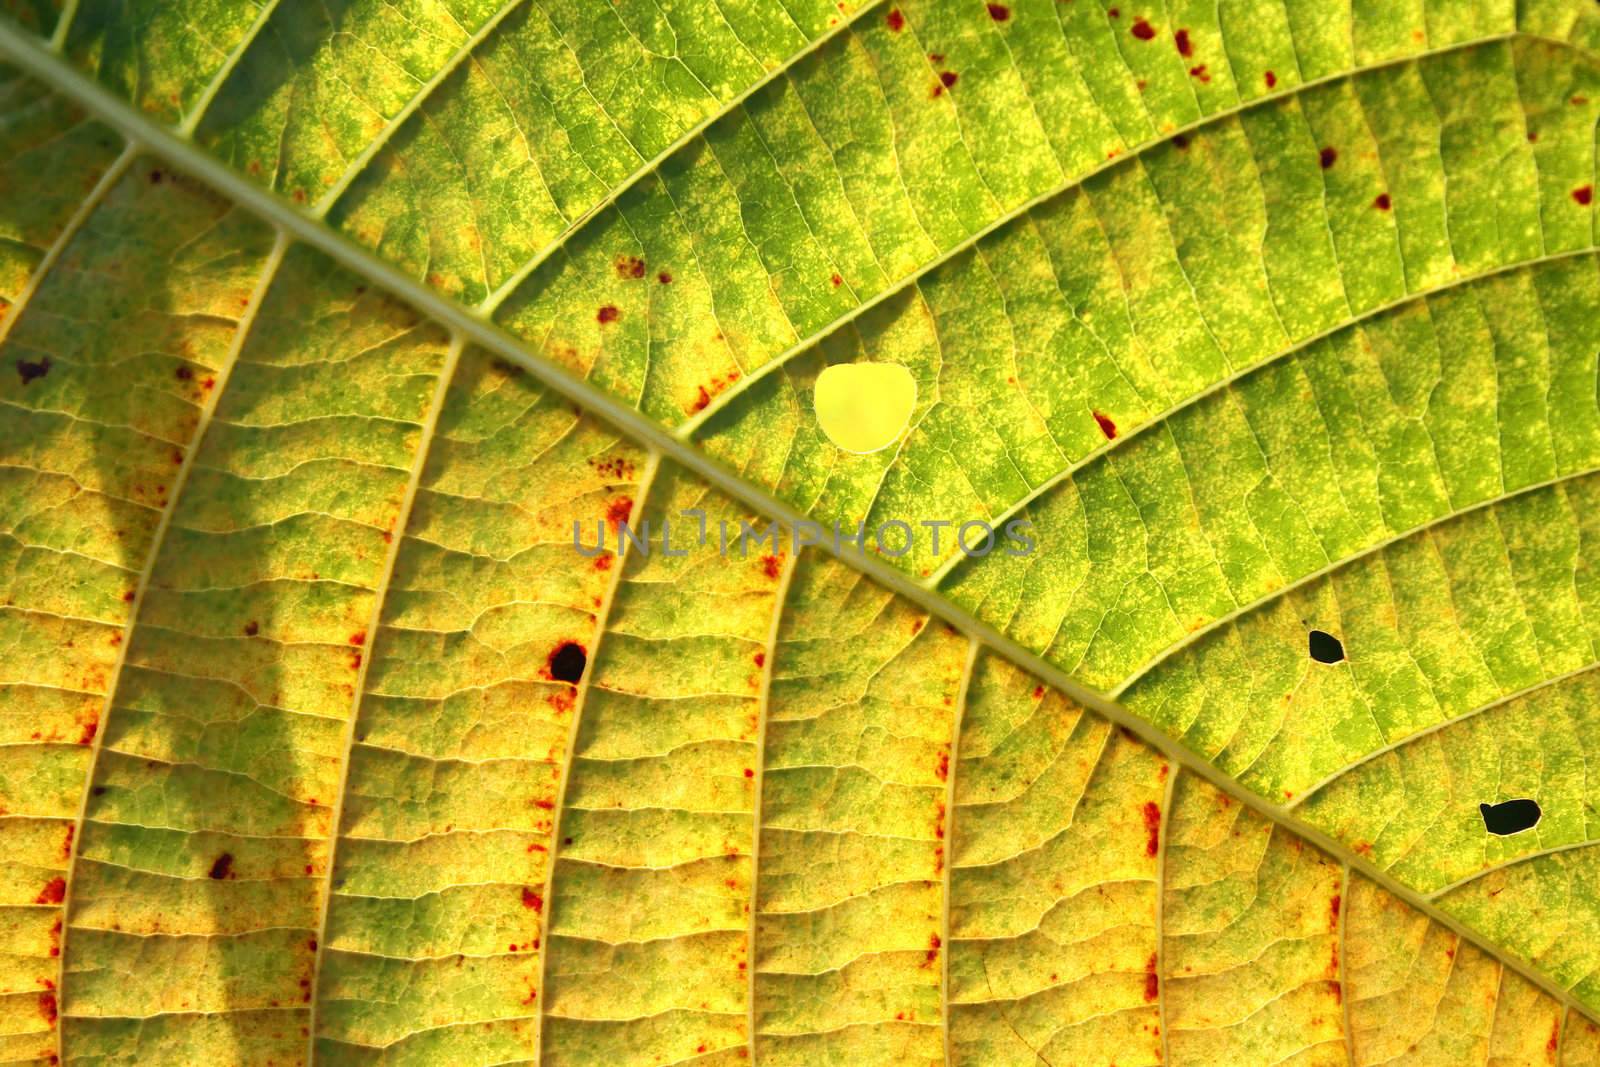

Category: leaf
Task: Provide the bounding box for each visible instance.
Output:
[1,0,1600,1063]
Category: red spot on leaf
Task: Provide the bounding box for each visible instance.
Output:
[1142,801,1161,856]
[1174,28,1192,56]
[348,632,365,646]
[36,878,65,904]
[657,271,672,284]
[1143,953,1159,1001]
[1264,69,1277,88]
[1574,185,1594,205]
[39,992,56,1026]
[1319,146,1338,169]
[521,887,543,912]
[761,555,782,579]
[1131,17,1156,39]
[886,7,904,30]
[615,255,646,279]
[605,496,635,529]
[209,854,234,880]
[940,71,959,88]
[830,273,843,287]
[1330,894,1341,930]
[1374,193,1392,211]
[1093,410,1117,439]
[753,652,765,667]
[596,305,620,324]
[936,752,950,781]
[1188,64,1209,82]
[987,2,1009,19]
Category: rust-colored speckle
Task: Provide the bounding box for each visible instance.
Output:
[753,652,766,667]
[1093,410,1117,439]
[596,305,620,324]
[35,878,65,905]
[122,590,136,603]
[886,7,904,29]
[1142,801,1161,856]
[987,2,1009,20]
[348,632,366,647]
[615,255,646,279]
[1188,64,1209,82]
[1574,185,1594,206]
[761,554,782,579]
[1329,893,1341,931]
[1131,17,1156,39]
[605,496,635,529]
[1319,146,1338,169]
[521,887,543,912]
[1174,27,1192,56]
[1374,193,1392,211]
[78,720,97,746]
[924,934,941,965]
[1548,1019,1561,1054]
[830,272,843,287]
[936,752,950,781]
[1143,954,1159,1001]
[39,992,56,1027]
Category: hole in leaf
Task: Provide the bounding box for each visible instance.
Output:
[548,642,587,684]
[1480,799,1541,836]
[1307,629,1344,664]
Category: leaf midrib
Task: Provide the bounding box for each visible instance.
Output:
[5,19,1594,1032]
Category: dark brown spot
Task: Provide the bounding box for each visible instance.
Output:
[148,169,163,184]
[1142,801,1161,856]
[1174,28,1192,56]
[243,620,259,636]
[1373,193,1392,211]
[1308,629,1344,664]
[1319,146,1337,169]
[657,271,672,284]
[208,854,234,880]
[548,642,587,684]
[940,71,959,88]
[986,2,1009,19]
[175,366,194,381]
[596,305,620,324]
[1130,17,1156,39]
[1171,133,1190,150]
[1188,64,1209,82]
[15,357,49,385]
[1264,69,1277,88]
[1093,410,1117,439]
[885,7,904,30]
[614,255,646,279]
[1574,185,1594,206]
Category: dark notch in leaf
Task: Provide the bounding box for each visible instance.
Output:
[548,642,587,684]
[1480,798,1541,836]
[1307,629,1344,664]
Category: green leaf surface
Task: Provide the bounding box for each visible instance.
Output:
[2,0,1600,1062]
